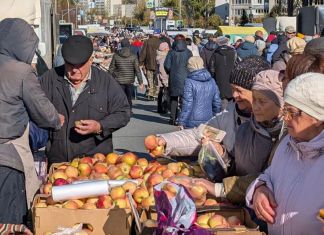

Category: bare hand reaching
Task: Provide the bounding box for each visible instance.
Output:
[252,185,277,224]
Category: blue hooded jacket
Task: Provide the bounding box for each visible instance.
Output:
[178,69,221,128]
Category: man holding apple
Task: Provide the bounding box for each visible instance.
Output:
[40,35,130,165]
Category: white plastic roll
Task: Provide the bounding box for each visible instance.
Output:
[52,180,109,202]
[52,179,139,202]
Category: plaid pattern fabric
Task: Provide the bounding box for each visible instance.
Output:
[64,70,92,106]
[0,224,33,235]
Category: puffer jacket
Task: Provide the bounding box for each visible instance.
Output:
[178,69,221,128]
[109,47,142,85]
[246,130,324,235]
[199,41,218,70]
[164,40,193,97]
[236,41,259,59]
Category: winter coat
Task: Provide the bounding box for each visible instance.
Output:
[199,41,218,70]
[139,36,160,71]
[109,47,142,85]
[178,69,221,128]
[40,65,130,165]
[236,41,259,59]
[272,36,288,63]
[208,45,236,99]
[158,102,250,157]
[0,18,61,171]
[222,116,283,203]
[246,131,324,235]
[156,50,169,87]
[164,40,193,97]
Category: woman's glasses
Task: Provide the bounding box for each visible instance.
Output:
[282,107,302,120]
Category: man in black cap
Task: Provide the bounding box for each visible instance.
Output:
[40,35,131,165]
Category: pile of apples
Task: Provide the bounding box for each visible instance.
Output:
[196,213,241,229]
[38,152,207,210]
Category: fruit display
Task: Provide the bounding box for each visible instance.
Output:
[39,152,208,210]
[195,213,241,229]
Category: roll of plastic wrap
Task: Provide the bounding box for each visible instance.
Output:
[52,179,139,202]
[52,180,109,201]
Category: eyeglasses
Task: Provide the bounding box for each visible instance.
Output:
[282,107,302,120]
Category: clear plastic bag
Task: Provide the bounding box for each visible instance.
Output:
[198,141,230,182]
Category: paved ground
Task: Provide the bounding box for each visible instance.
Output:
[113,93,177,157]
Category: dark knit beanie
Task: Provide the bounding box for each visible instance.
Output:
[304,37,324,56]
[230,56,270,90]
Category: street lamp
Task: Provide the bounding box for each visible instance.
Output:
[248,6,253,23]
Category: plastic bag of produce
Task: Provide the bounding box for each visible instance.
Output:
[198,141,230,183]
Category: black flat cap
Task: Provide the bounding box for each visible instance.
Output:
[62,35,93,65]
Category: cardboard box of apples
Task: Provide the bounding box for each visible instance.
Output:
[33,149,207,234]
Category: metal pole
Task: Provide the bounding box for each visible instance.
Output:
[179,0,182,20]
[67,0,71,22]
[76,5,78,28]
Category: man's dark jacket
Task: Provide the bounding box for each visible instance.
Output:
[139,36,160,71]
[164,40,193,97]
[109,47,143,85]
[200,41,218,70]
[40,66,131,164]
[208,45,236,99]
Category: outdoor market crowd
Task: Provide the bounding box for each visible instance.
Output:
[0,17,323,235]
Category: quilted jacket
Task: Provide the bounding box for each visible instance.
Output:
[178,68,221,128]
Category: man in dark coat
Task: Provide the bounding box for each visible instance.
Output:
[40,35,130,165]
[199,35,218,72]
[0,18,62,224]
[139,30,161,100]
[109,38,143,109]
[208,36,236,109]
[164,39,193,124]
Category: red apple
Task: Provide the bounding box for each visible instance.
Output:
[122,181,138,194]
[93,162,108,174]
[53,178,68,186]
[129,165,144,179]
[136,158,149,170]
[121,152,138,166]
[78,163,92,177]
[117,162,131,175]
[80,156,93,165]
[65,165,79,178]
[43,182,52,194]
[133,187,149,204]
[110,186,126,200]
[93,153,106,162]
[106,152,120,165]
[96,195,112,209]
[146,173,164,188]
[144,135,158,150]
[107,165,123,179]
